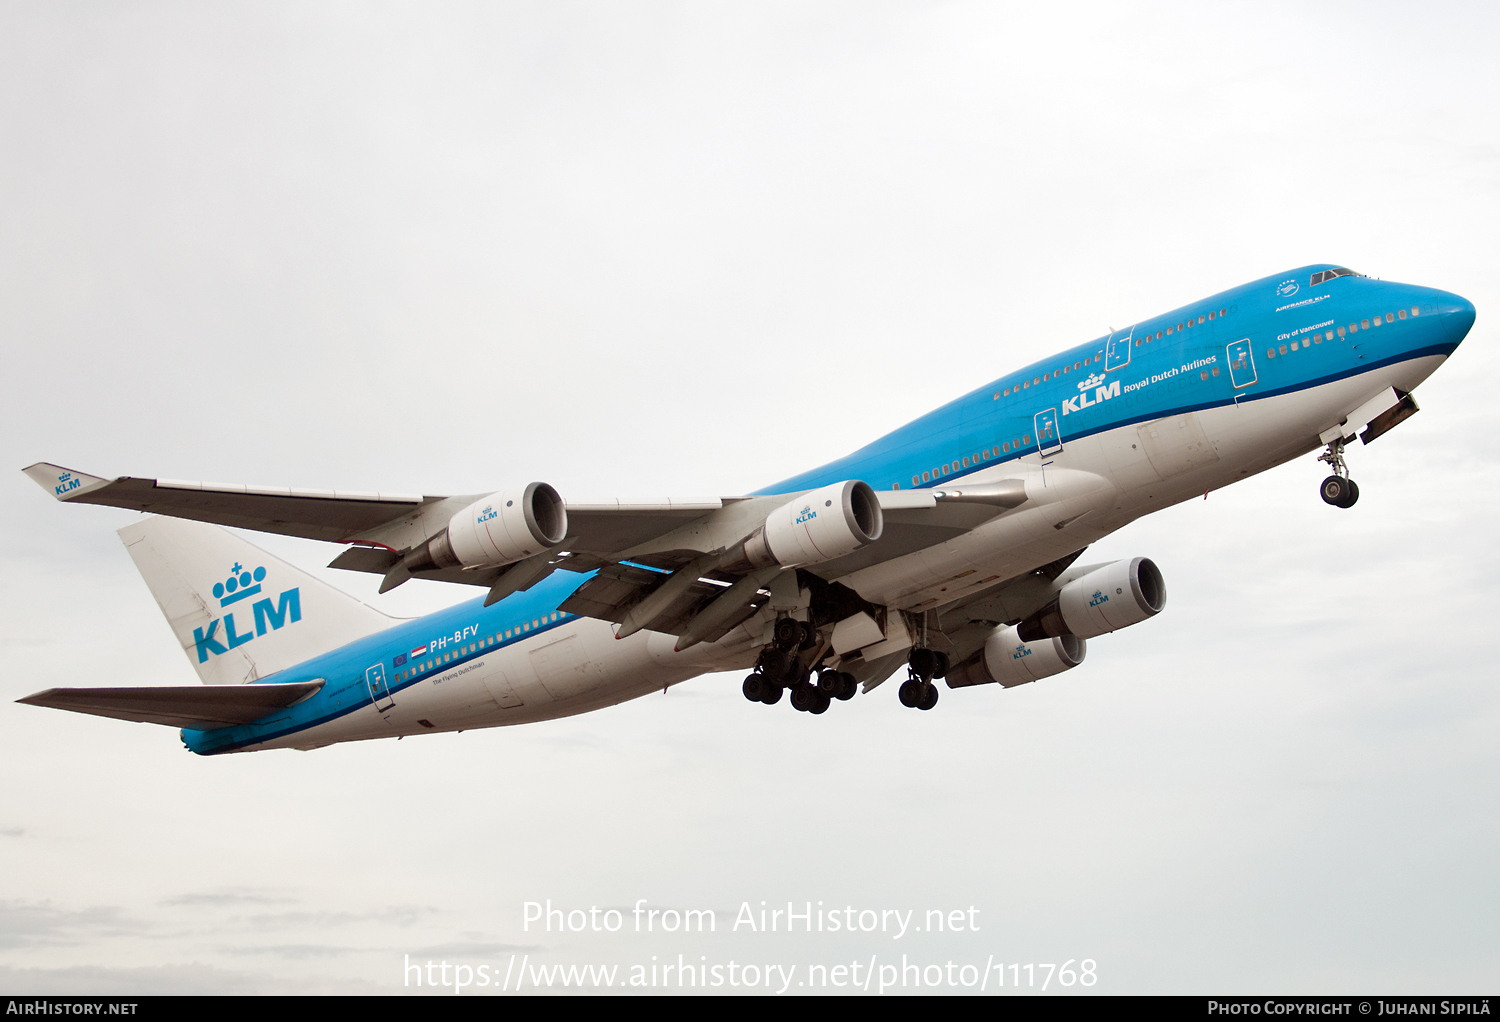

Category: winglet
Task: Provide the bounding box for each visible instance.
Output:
[22,463,112,501]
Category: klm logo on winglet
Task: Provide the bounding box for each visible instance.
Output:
[53,471,81,496]
[1061,378,1120,415]
[193,563,302,662]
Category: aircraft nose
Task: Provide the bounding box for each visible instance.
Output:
[1441,294,1477,345]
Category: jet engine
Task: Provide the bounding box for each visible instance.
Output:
[946,625,1086,689]
[734,480,884,570]
[401,482,567,573]
[1017,557,1166,641]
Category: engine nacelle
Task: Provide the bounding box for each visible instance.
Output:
[946,625,1086,689]
[1017,557,1166,642]
[403,483,567,573]
[738,480,884,569]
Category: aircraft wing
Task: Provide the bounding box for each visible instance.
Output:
[22,463,436,543]
[24,461,1033,641]
[16,680,326,731]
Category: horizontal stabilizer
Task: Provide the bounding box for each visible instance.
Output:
[16,680,325,731]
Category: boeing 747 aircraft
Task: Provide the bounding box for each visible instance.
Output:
[20,265,1476,754]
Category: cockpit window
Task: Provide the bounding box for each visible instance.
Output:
[1310,267,1360,286]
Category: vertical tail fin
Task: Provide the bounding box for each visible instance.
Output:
[120,516,395,685]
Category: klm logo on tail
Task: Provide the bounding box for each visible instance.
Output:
[193,563,302,662]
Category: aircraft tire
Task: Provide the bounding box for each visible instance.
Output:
[809,690,831,714]
[761,682,783,706]
[1337,479,1360,508]
[742,675,765,702]
[898,679,921,707]
[1320,475,1349,506]
[835,672,857,700]
[773,617,803,648]
[918,684,939,711]
[790,683,814,713]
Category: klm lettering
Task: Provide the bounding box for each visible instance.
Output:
[1089,589,1109,608]
[194,588,302,662]
[794,506,817,525]
[53,472,80,496]
[1061,379,1120,415]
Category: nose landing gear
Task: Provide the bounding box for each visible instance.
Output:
[1317,439,1360,509]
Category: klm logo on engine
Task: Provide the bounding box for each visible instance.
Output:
[795,505,817,525]
[1088,589,1109,608]
[1010,643,1033,661]
[193,563,302,663]
[1061,379,1120,415]
[477,505,497,523]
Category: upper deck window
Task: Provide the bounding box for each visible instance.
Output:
[1310,267,1360,286]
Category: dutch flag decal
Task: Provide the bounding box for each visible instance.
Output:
[411,644,428,658]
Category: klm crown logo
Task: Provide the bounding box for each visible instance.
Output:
[213,563,266,607]
[1088,589,1109,607]
[193,562,302,663]
[794,505,817,525]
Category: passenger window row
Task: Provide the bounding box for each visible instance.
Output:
[911,436,1033,486]
[996,356,1100,399]
[1135,307,1230,347]
[395,611,566,683]
[1267,307,1419,359]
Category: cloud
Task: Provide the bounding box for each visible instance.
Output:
[0,901,149,950]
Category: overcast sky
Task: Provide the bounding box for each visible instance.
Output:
[1,1,1497,995]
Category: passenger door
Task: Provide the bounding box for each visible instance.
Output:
[1226,339,1257,389]
[365,663,394,712]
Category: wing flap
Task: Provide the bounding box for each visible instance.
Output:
[17,680,326,731]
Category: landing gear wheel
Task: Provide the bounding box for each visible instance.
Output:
[898,678,922,708]
[1320,475,1350,506]
[918,683,939,711]
[742,674,765,702]
[932,651,950,679]
[835,672,857,701]
[758,646,790,680]
[761,682,783,705]
[1339,479,1360,508]
[809,690,831,714]
[799,622,819,650]
[790,683,815,713]
[816,669,842,695]
[773,617,803,648]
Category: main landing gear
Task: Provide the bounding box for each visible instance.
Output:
[741,617,858,715]
[897,647,949,712]
[1317,438,1360,509]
